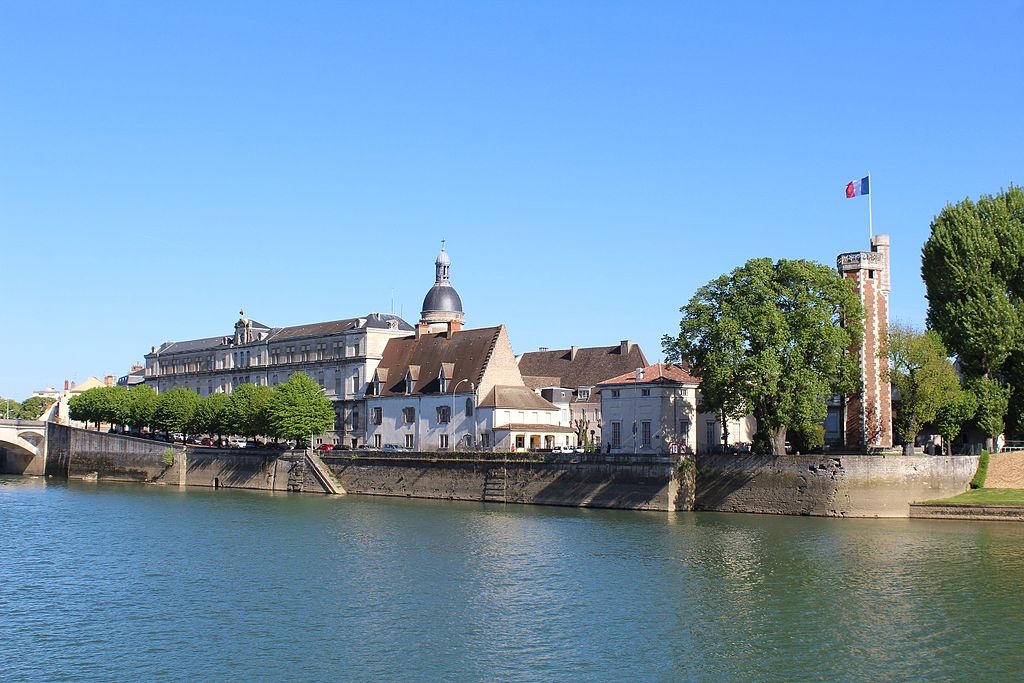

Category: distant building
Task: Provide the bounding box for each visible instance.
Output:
[143,311,413,446]
[117,365,145,388]
[598,364,701,454]
[518,341,648,446]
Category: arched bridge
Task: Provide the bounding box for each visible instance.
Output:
[0,419,47,475]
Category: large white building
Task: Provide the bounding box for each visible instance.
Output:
[143,310,413,446]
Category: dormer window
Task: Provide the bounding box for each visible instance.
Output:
[578,387,592,401]
[405,373,414,395]
[370,377,380,396]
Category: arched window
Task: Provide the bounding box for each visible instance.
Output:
[465,397,474,417]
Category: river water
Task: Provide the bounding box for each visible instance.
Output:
[1,476,1022,682]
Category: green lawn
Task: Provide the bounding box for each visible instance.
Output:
[919,488,1024,506]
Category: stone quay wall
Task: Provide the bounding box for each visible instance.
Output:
[45,423,185,482]
[695,453,980,517]
[322,453,693,511]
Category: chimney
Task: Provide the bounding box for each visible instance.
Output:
[104,375,115,387]
[539,347,548,352]
[447,320,463,336]
[64,379,70,391]
[621,340,634,355]
[635,367,644,382]
[570,346,579,361]
[416,321,430,339]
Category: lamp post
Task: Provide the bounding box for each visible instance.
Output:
[451,378,470,450]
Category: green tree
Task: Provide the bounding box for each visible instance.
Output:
[152,387,201,438]
[227,384,275,438]
[921,186,1024,441]
[884,325,963,455]
[1,396,22,419]
[16,396,55,420]
[969,376,1012,451]
[935,391,978,455]
[127,385,158,430]
[69,388,102,429]
[191,392,232,441]
[266,372,334,445]
[97,386,131,429]
[663,258,863,455]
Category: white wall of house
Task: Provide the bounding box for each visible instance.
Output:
[599,384,698,454]
[365,392,483,451]
[695,411,757,453]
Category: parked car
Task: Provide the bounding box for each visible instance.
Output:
[553,446,574,454]
[227,437,247,448]
[382,444,409,452]
[200,437,215,447]
[317,443,334,452]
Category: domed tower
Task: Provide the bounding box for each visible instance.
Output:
[419,241,464,333]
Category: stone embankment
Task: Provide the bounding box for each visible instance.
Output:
[695,453,979,518]
[908,503,1024,522]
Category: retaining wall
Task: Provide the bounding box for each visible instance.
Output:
[323,453,692,511]
[696,453,979,517]
[46,423,185,482]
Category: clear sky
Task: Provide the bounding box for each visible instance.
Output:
[1,1,1021,399]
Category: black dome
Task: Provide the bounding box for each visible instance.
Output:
[421,284,463,314]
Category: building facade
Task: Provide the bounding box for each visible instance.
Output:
[518,340,648,447]
[598,364,701,454]
[143,310,413,446]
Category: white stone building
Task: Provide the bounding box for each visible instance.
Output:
[598,364,701,454]
[143,310,413,446]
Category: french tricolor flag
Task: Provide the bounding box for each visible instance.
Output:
[845,176,869,198]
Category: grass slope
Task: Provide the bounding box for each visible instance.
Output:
[919,488,1024,506]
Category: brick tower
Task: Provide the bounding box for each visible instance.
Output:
[836,234,893,449]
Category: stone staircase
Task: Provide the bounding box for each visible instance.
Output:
[483,466,507,503]
[303,451,347,495]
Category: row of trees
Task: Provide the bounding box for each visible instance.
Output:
[1,395,57,420]
[68,372,335,444]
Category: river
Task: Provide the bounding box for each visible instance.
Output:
[1,476,1022,681]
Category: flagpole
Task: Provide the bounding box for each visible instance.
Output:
[868,171,873,241]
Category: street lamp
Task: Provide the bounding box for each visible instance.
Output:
[451,378,471,450]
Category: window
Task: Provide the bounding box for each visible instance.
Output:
[641,388,651,397]
[405,373,414,395]
[335,377,343,395]
[578,387,591,401]
[706,421,715,448]
[405,434,414,449]
[482,433,491,448]
[465,398,474,417]
[642,421,652,448]
[371,407,383,425]
[611,390,620,398]
[436,405,451,424]
[439,434,449,449]
[370,378,380,396]
[515,435,525,449]
[612,422,622,448]
[352,371,361,394]
[318,371,325,387]
[680,421,691,442]
[439,375,449,393]
[350,410,360,428]
[373,434,382,448]
[403,407,416,424]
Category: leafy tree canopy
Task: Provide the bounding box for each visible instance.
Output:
[227,384,274,437]
[885,324,963,454]
[969,376,1012,444]
[192,392,232,436]
[922,186,1024,378]
[153,387,201,435]
[127,385,158,429]
[663,258,864,454]
[1,396,22,419]
[266,372,334,444]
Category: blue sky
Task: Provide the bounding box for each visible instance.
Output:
[1,1,1021,399]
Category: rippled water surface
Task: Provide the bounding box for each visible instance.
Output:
[2,476,1023,681]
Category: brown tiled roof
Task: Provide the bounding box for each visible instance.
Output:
[521,375,561,390]
[373,327,502,397]
[493,423,575,433]
[599,363,700,386]
[518,343,649,389]
[478,385,559,410]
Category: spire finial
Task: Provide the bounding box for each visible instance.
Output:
[441,238,446,251]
